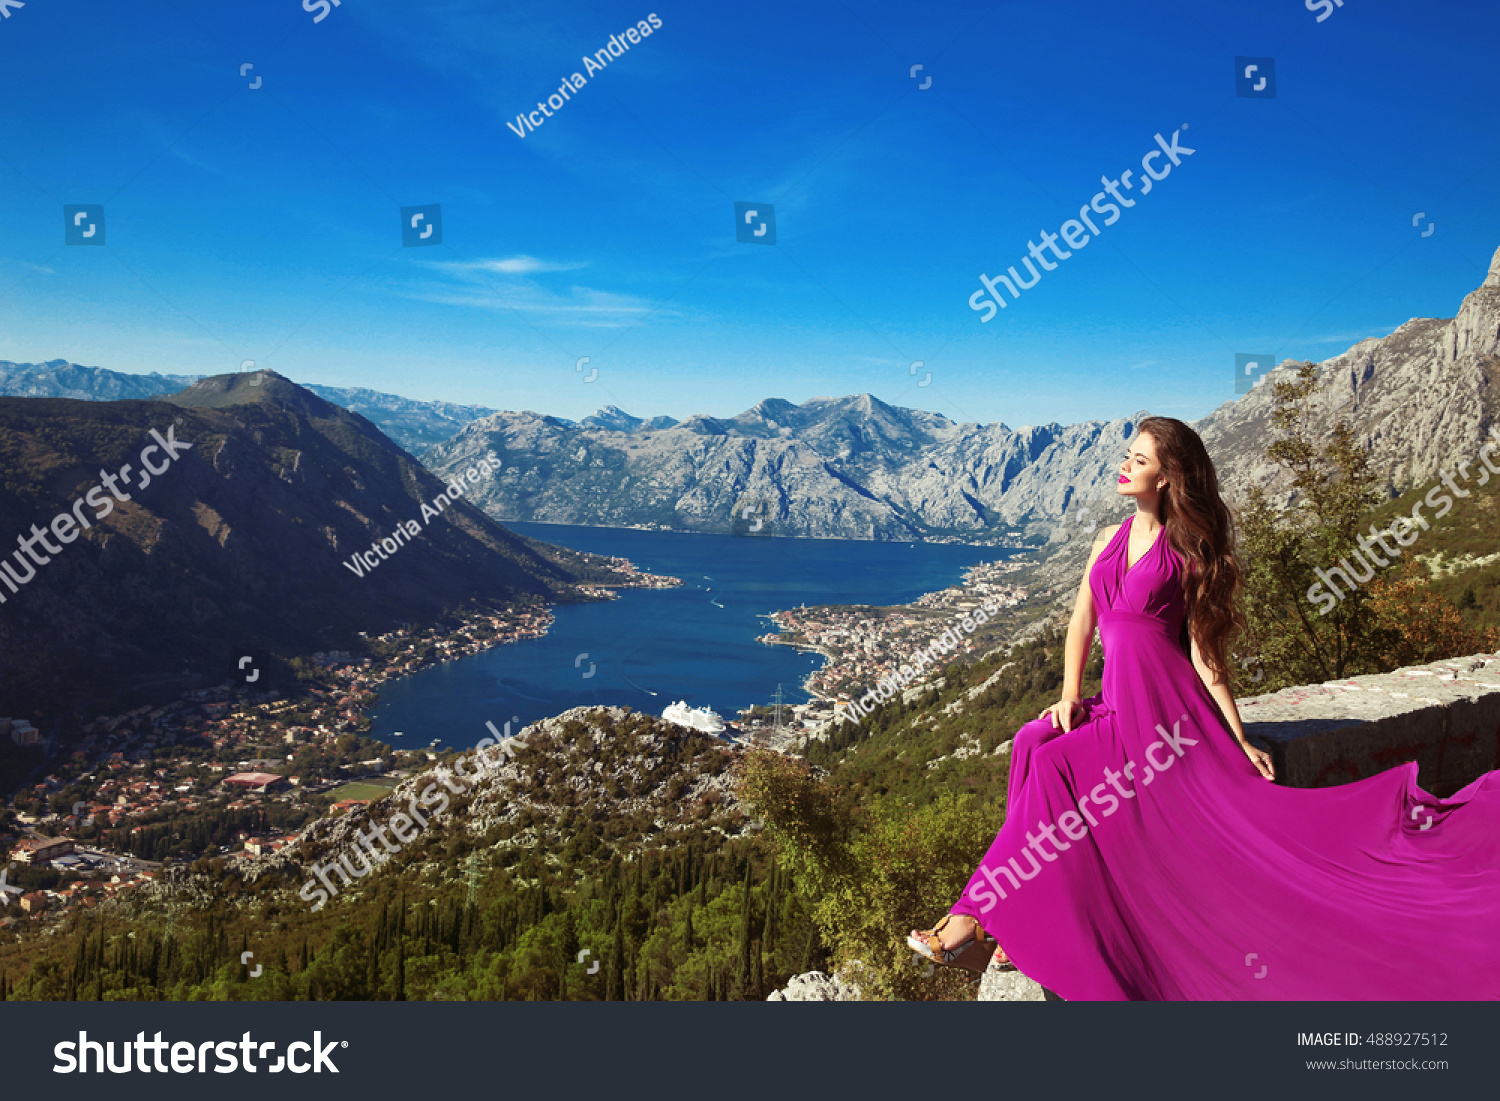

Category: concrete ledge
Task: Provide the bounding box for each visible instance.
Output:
[1239,652,1500,795]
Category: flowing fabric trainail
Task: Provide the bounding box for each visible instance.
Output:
[950,516,1500,999]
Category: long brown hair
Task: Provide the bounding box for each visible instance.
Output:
[1135,416,1245,680]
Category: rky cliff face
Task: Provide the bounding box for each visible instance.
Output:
[1200,243,1500,506]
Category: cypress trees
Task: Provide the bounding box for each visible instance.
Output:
[763,864,777,973]
[365,932,379,999]
[608,919,624,1002]
[70,934,86,1000]
[735,861,753,999]
[799,924,816,974]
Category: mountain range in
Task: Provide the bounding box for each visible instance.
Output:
[6,243,1497,548]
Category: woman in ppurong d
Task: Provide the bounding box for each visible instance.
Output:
[907,415,1500,999]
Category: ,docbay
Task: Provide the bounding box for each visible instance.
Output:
[369,523,1016,749]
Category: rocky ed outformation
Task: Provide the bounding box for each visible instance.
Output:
[1240,651,1500,796]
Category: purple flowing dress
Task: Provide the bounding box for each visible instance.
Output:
[950,515,1500,1000]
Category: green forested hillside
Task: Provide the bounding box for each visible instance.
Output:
[1369,454,1500,635]
[808,637,1103,805]
[1,708,823,1002]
